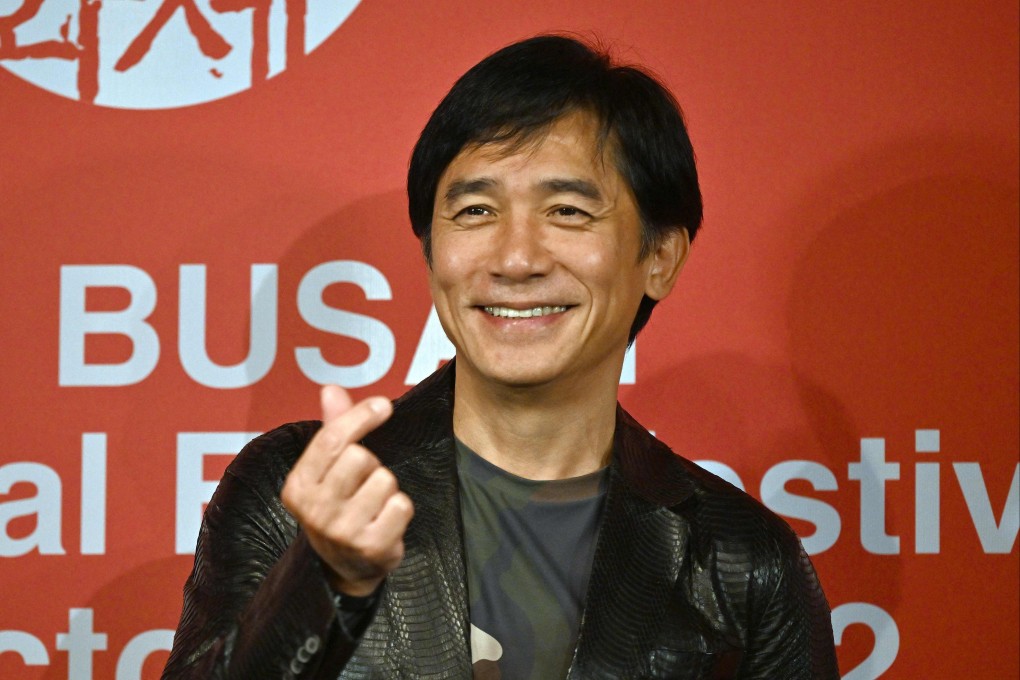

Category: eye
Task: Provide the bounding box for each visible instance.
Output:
[452,205,493,219]
[451,204,496,226]
[549,205,592,223]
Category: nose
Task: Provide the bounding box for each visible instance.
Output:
[489,212,553,281]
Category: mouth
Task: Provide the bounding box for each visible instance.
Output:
[481,305,570,319]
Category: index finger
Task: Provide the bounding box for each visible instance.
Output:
[295,394,393,484]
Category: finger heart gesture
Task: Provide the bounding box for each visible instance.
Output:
[281,385,415,597]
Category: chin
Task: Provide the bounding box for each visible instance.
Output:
[484,366,557,388]
[464,354,564,389]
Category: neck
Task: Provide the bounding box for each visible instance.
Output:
[451,361,622,480]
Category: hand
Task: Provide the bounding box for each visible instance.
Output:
[281,385,414,597]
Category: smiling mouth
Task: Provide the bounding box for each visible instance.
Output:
[482,305,569,319]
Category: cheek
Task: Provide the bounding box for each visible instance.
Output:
[583,263,650,319]
[430,232,490,285]
[429,256,466,295]
[428,247,481,306]
[570,248,637,293]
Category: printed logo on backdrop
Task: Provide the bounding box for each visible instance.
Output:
[0,0,360,108]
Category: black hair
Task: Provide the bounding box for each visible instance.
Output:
[408,34,703,341]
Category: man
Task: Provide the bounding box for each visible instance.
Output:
[163,35,839,679]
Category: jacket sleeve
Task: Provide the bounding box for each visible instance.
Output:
[737,529,840,680]
[161,421,366,680]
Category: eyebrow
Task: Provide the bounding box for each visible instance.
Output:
[443,178,496,203]
[539,178,603,201]
[442,177,604,203]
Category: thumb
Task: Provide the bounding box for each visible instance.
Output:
[320,384,354,423]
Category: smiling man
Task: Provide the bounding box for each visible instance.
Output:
[163,36,839,680]
[428,109,685,481]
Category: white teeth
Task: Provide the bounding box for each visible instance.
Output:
[483,305,568,318]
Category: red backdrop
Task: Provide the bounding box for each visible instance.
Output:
[1,2,1017,678]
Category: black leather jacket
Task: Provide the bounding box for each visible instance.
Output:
[162,362,839,679]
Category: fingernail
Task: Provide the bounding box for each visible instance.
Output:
[368,397,391,415]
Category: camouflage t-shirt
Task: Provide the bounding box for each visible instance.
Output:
[456,439,608,680]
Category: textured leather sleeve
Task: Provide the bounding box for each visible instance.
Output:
[736,520,840,679]
[161,421,362,680]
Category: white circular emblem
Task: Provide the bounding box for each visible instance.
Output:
[0,0,360,109]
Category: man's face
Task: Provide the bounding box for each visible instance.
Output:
[428,111,687,392]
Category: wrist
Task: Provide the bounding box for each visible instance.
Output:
[323,564,384,598]
[332,588,379,612]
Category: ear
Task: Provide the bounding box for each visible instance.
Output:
[644,228,690,301]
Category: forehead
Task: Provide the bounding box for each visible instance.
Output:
[436,111,621,193]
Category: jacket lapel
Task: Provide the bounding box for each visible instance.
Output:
[566,469,688,677]
[361,362,472,676]
[388,439,472,676]
[567,406,696,678]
